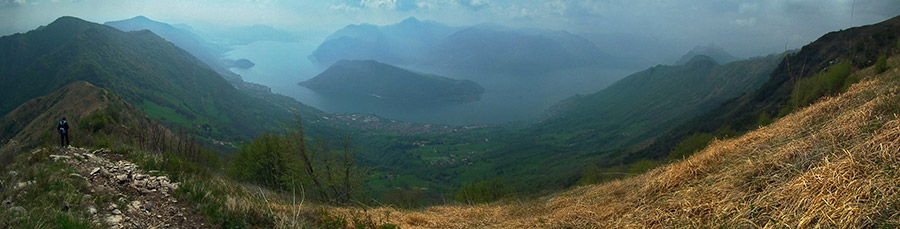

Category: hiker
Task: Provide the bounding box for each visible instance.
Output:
[58,117,69,147]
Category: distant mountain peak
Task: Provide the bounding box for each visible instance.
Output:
[675,44,737,65]
[45,16,90,28]
[685,55,718,66]
[400,17,420,24]
[52,16,85,23]
[131,15,151,21]
[691,43,723,51]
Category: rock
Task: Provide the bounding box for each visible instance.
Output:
[106,215,123,225]
[90,167,101,176]
[133,174,147,180]
[115,174,129,183]
[7,170,17,177]
[49,155,71,161]
[69,173,87,181]
[133,180,148,189]
[87,206,98,215]
[1,198,12,207]
[112,209,122,215]
[129,201,142,211]
[107,203,118,211]
[11,206,26,214]
[99,168,113,178]
[16,181,30,189]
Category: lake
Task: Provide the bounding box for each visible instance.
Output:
[226,41,632,125]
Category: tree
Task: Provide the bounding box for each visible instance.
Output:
[228,119,365,205]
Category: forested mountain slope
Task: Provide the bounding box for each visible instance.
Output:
[0,16,329,143]
[326,53,900,229]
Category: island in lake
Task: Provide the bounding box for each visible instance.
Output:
[299,60,484,104]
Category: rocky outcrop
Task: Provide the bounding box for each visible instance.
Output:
[48,147,207,228]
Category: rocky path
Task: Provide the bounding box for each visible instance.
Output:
[49,147,208,228]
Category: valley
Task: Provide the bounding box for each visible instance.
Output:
[1,2,899,228]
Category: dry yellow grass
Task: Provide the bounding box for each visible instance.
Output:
[274,57,900,228]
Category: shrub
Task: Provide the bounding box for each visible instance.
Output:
[790,60,852,109]
[227,120,365,205]
[667,132,715,161]
[454,178,511,204]
[875,55,888,74]
[756,111,773,127]
[227,132,295,190]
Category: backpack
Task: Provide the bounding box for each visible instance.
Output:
[59,121,67,134]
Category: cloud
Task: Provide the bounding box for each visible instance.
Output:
[1,0,898,61]
[330,0,397,11]
[731,17,757,26]
[396,0,418,11]
[456,0,488,11]
[738,3,757,14]
[1,0,26,8]
[544,0,566,15]
[360,0,396,9]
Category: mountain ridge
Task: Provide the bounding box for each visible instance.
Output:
[674,44,738,65]
[310,17,625,75]
[0,16,331,143]
[105,15,243,83]
[639,14,900,161]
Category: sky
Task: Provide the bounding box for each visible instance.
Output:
[1,0,899,60]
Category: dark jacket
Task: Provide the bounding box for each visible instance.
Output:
[58,121,69,135]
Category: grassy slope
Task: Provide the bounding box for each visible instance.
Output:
[641,15,900,160]
[0,81,308,227]
[323,56,900,228]
[0,81,147,167]
[468,53,783,191]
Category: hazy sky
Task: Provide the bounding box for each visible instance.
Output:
[2,0,899,59]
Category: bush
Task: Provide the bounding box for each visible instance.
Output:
[454,178,511,204]
[667,132,715,161]
[227,120,365,205]
[756,111,773,127]
[228,132,295,190]
[790,60,853,109]
[874,55,888,74]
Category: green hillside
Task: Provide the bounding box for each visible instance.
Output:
[638,15,900,161]
[0,16,330,143]
[0,81,147,167]
[105,16,243,83]
[361,53,783,202]
[480,53,783,190]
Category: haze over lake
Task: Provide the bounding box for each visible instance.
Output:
[226,41,632,125]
